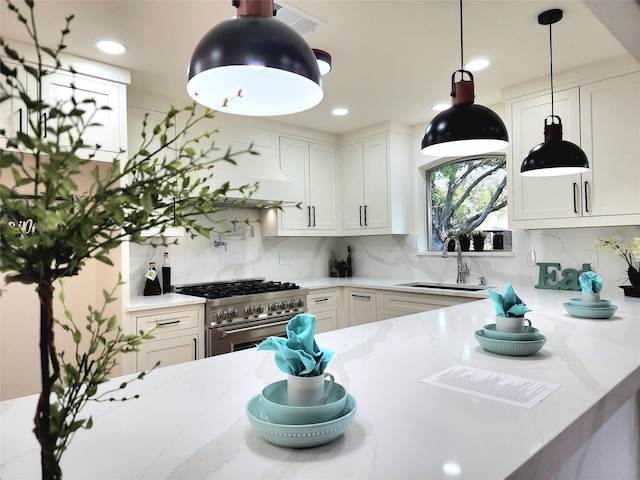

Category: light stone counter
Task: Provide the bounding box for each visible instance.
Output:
[126,292,206,312]
[2,287,639,479]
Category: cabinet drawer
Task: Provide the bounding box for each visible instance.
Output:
[136,333,200,372]
[135,307,201,334]
[307,289,339,310]
[383,292,476,315]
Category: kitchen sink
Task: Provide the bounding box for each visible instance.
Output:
[396,282,491,292]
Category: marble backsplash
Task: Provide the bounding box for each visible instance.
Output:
[129,214,639,297]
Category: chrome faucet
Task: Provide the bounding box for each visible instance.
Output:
[441,236,470,284]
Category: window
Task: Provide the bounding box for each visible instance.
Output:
[427,155,508,251]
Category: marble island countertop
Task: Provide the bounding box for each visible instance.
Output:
[2,287,639,479]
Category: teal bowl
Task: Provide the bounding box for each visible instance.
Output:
[482,324,541,341]
[261,380,348,425]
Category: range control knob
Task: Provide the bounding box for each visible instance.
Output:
[294,298,304,308]
[255,304,265,314]
[217,310,228,321]
[279,301,287,310]
[244,305,255,316]
[227,308,238,319]
[287,300,295,309]
[269,302,279,312]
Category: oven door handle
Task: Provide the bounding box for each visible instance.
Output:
[213,317,293,337]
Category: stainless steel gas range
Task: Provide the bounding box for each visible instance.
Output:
[175,279,308,357]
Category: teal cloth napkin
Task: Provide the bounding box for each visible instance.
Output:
[488,282,532,317]
[256,313,334,377]
[579,271,603,293]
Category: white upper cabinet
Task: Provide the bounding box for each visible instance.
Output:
[507,70,640,229]
[340,130,410,235]
[277,137,338,233]
[580,72,640,221]
[40,71,125,158]
[1,55,128,162]
[262,136,338,236]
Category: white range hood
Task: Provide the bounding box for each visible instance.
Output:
[188,141,299,207]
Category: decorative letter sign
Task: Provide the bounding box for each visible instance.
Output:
[536,263,591,290]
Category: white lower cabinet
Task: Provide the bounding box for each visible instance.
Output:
[346,288,380,326]
[381,291,478,320]
[307,288,342,332]
[132,305,204,372]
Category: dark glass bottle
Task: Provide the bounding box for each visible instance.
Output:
[143,262,162,296]
[346,246,352,277]
[162,252,171,294]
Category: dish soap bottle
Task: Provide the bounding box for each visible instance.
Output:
[162,252,171,294]
[329,250,338,277]
[143,262,162,296]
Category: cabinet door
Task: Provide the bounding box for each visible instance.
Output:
[0,61,31,146]
[308,143,337,230]
[362,136,389,229]
[510,88,582,222]
[580,72,640,218]
[279,137,310,230]
[341,142,365,230]
[41,71,122,156]
[347,289,378,326]
[136,333,200,372]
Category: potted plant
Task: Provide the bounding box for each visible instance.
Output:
[336,260,349,277]
[472,230,487,252]
[595,236,640,297]
[458,232,471,252]
[0,2,283,478]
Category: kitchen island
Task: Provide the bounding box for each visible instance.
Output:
[1,287,639,479]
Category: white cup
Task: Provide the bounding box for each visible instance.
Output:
[582,292,601,302]
[287,373,335,407]
[494,316,532,333]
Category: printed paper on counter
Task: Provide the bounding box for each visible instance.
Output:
[421,365,561,409]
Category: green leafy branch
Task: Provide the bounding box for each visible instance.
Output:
[51,277,158,462]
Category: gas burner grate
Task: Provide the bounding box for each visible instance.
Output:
[175,279,301,299]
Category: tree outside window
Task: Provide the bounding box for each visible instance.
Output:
[428,155,507,250]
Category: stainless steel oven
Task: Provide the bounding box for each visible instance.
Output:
[175,279,308,356]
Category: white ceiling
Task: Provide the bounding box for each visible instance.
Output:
[1,0,638,136]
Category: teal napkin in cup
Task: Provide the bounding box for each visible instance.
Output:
[488,282,532,317]
[257,313,334,377]
[579,271,603,293]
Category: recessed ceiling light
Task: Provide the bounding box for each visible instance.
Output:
[94,40,127,55]
[464,58,491,71]
[432,103,451,112]
[331,107,349,116]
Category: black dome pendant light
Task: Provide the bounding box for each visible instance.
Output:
[521,9,589,177]
[421,0,508,157]
[187,0,323,116]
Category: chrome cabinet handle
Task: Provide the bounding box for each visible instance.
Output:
[359,206,363,226]
[351,294,371,299]
[194,337,198,360]
[364,205,368,226]
[314,298,330,303]
[312,206,316,227]
[307,206,312,227]
[572,182,578,214]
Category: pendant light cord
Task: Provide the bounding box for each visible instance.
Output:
[549,21,554,118]
[459,0,464,70]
